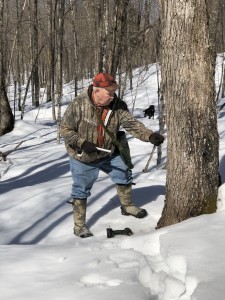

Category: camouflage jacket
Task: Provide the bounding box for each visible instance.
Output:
[60,85,153,163]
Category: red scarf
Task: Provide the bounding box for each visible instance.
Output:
[92,92,109,147]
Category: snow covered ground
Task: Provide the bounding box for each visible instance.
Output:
[1,62,225,300]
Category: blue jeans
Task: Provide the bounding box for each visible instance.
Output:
[69,154,133,199]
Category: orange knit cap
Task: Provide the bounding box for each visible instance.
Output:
[93,73,119,89]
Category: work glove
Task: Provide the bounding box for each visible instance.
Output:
[149,132,164,146]
[81,141,98,154]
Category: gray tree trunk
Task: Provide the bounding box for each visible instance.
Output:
[110,0,130,76]
[157,0,220,228]
[56,0,65,143]
[69,0,78,96]
[0,0,14,136]
[32,0,39,107]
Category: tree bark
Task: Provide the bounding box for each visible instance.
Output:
[16,0,22,111]
[110,0,130,76]
[31,0,39,107]
[69,0,78,96]
[0,0,14,136]
[56,0,65,143]
[98,0,109,73]
[157,0,220,228]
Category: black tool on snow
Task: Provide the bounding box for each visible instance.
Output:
[106,227,133,238]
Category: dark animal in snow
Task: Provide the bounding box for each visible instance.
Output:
[143,105,155,119]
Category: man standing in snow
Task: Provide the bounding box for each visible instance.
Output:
[60,73,164,238]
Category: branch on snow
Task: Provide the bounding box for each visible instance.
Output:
[0,141,24,162]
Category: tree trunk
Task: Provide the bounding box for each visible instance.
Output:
[157,0,219,228]
[32,0,39,107]
[56,0,65,143]
[46,0,56,119]
[46,0,52,103]
[0,85,14,136]
[0,0,14,136]
[110,0,130,76]
[69,0,78,96]
[222,61,225,98]
[98,0,109,73]
[16,0,22,111]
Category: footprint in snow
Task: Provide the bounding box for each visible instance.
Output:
[80,273,122,287]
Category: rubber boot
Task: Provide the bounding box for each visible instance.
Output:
[72,199,93,238]
[116,184,147,218]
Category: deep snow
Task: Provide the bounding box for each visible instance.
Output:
[1,61,225,300]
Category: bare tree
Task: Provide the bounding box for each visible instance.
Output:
[219,0,225,98]
[46,0,57,121]
[56,0,65,143]
[97,0,109,73]
[157,0,220,228]
[31,0,40,107]
[109,0,130,76]
[0,0,14,136]
[69,0,79,96]
[3,0,161,96]
[15,0,22,111]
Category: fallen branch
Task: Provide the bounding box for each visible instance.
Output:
[142,145,157,173]
[0,141,24,161]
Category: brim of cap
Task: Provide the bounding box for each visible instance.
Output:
[93,82,119,89]
[104,83,119,90]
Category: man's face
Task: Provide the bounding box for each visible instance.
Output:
[94,86,118,106]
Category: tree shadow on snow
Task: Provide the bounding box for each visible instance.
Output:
[8,200,71,245]
[6,184,164,245]
[87,184,165,228]
[0,155,70,195]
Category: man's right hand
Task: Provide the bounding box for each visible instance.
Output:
[81,141,98,154]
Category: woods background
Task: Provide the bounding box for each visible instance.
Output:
[1,0,225,122]
[1,0,225,226]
